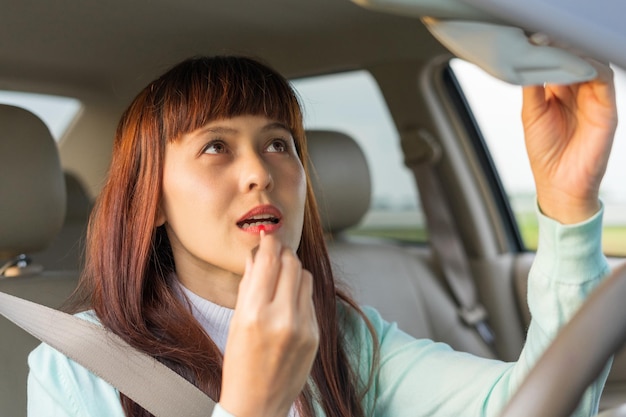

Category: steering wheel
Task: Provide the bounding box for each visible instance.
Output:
[499,262,626,417]
[598,405,626,417]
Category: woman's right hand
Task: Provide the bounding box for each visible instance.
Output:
[521,58,617,224]
[220,231,319,417]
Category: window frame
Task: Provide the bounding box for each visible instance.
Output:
[440,65,525,253]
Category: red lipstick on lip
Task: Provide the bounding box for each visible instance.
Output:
[237,204,282,234]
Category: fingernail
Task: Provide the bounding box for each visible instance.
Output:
[529,32,550,46]
[259,227,266,237]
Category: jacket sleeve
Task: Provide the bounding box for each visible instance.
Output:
[356,204,611,417]
[28,341,126,417]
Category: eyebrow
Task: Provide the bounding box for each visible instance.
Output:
[260,122,291,133]
[192,121,291,137]
[197,126,238,135]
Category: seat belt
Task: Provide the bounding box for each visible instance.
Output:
[401,128,496,349]
[0,290,216,417]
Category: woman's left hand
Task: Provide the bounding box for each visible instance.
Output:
[522,58,618,224]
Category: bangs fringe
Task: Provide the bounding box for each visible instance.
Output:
[147,56,302,143]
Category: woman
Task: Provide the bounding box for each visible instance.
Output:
[28,55,617,417]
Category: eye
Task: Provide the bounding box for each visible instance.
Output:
[266,138,288,153]
[202,140,228,154]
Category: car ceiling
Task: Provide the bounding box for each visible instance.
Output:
[1,0,446,102]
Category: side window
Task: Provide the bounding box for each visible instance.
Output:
[0,90,81,142]
[291,71,426,242]
[449,59,626,257]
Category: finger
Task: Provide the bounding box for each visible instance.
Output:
[548,55,615,104]
[272,248,302,306]
[584,58,617,107]
[244,231,283,304]
[522,84,548,121]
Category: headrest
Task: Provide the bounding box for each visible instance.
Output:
[306,130,371,233]
[0,105,66,260]
[63,171,92,221]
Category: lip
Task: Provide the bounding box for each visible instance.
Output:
[237,204,283,234]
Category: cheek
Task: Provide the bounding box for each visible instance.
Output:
[283,160,306,207]
[161,164,226,231]
[293,165,307,196]
[282,163,307,247]
[161,171,234,266]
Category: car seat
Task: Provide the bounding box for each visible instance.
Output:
[306,129,494,358]
[0,104,80,416]
[30,171,93,271]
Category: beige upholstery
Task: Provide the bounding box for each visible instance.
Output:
[0,105,80,416]
[0,105,66,260]
[31,171,93,271]
[307,130,371,233]
[306,129,493,357]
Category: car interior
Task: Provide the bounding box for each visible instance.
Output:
[1,0,625,416]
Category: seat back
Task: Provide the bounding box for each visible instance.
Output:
[306,130,492,357]
[0,104,80,416]
[31,171,93,271]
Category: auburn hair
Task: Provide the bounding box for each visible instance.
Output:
[72,56,378,417]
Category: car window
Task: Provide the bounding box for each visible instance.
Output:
[291,71,426,243]
[449,58,626,257]
[0,90,81,142]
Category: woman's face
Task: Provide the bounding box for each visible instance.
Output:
[158,115,306,301]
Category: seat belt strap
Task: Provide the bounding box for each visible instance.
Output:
[402,128,495,348]
[0,291,216,417]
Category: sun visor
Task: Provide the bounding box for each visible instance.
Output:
[351,0,497,21]
[352,0,597,86]
[422,18,596,85]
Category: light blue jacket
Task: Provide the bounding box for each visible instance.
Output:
[28,208,612,417]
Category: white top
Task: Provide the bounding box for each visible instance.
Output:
[179,284,234,354]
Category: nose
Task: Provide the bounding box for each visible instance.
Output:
[240,151,274,192]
